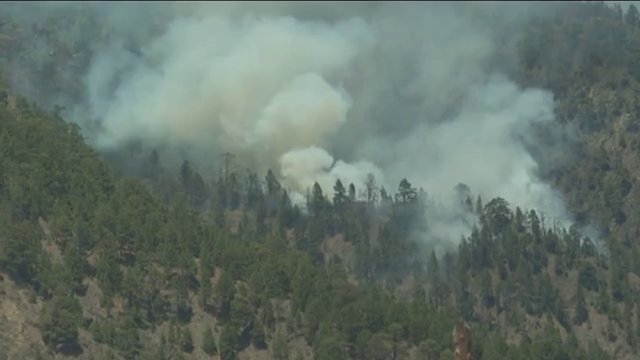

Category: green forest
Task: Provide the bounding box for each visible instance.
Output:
[2,2,640,360]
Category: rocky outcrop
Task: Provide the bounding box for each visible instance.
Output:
[453,321,471,360]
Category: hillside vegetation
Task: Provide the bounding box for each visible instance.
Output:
[2,2,640,360]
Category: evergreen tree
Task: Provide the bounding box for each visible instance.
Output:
[245,171,262,209]
[364,173,378,204]
[144,149,161,180]
[266,169,282,196]
[216,270,236,321]
[333,179,348,207]
[349,183,357,202]
[199,245,214,309]
[62,237,86,293]
[380,187,392,206]
[626,4,639,26]
[395,179,417,203]
[180,327,194,353]
[40,294,82,351]
[475,195,483,215]
[574,283,588,325]
[480,269,496,309]
[228,173,241,210]
[202,325,217,356]
[428,250,440,282]
[271,328,289,360]
[219,324,238,360]
[310,182,325,216]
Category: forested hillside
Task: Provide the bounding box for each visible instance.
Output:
[2,2,640,360]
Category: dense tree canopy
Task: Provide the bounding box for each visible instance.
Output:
[3,2,640,359]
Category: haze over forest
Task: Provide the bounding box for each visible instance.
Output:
[2,1,590,246]
[2,1,640,360]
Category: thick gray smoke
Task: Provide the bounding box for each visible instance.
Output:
[0,2,586,245]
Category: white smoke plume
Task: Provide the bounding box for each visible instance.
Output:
[388,75,568,219]
[0,2,589,244]
[86,15,372,171]
[280,146,385,199]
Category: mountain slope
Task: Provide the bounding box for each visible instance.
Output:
[3,2,640,360]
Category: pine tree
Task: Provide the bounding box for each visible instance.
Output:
[271,328,289,360]
[364,173,378,204]
[265,169,282,196]
[180,327,194,353]
[348,183,356,202]
[475,195,483,215]
[574,283,588,325]
[480,269,495,309]
[219,324,238,360]
[199,242,214,309]
[202,325,217,356]
[427,250,440,282]
[40,294,83,351]
[626,4,639,26]
[395,179,417,203]
[333,179,347,207]
[277,190,293,229]
[310,182,325,216]
[245,171,262,209]
[62,237,86,293]
[216,271,235,321]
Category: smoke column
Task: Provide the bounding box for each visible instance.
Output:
[0,1,587,244]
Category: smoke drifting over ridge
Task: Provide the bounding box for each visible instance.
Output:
[0,2,583,243]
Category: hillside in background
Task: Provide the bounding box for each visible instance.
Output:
[2,2,640,360]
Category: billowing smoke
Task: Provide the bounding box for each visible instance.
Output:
[280,146,385,198]
[88,16,371,157]
[388,75,568,220]
[0,2,588,245]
